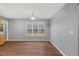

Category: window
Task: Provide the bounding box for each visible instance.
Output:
[26,22,45,36]
[39,23,45,34]
[0,20,3,31]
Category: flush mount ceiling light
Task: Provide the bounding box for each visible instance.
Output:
[30,12,36,20]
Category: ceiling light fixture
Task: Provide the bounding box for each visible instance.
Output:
[30,12,36,20]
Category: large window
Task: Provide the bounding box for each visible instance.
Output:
[0,20,3,31]
[26,22,45,36]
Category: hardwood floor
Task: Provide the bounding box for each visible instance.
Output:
[0,41,62,56]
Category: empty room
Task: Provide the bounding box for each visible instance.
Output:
[0,3,78,56]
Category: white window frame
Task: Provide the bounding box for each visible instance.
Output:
[26,22,45,36]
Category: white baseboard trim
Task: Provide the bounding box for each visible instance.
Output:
[6,39,49,41]
[49,40,66,56]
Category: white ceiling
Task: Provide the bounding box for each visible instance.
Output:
[0,3,65,19]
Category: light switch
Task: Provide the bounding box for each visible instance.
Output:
[69,30,73,35]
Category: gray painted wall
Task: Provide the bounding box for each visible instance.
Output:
[78,5,79,56]
[78,12,79,56]
[50,4,78,56]
[8,19,50,41]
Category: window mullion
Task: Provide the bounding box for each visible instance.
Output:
[32,22,33,36]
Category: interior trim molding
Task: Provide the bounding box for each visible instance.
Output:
[49,40,66,56]
[6,39,49,41]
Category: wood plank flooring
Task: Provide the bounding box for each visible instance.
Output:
[0,41,63,56]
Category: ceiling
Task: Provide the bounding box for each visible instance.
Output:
[0,3,65,19]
